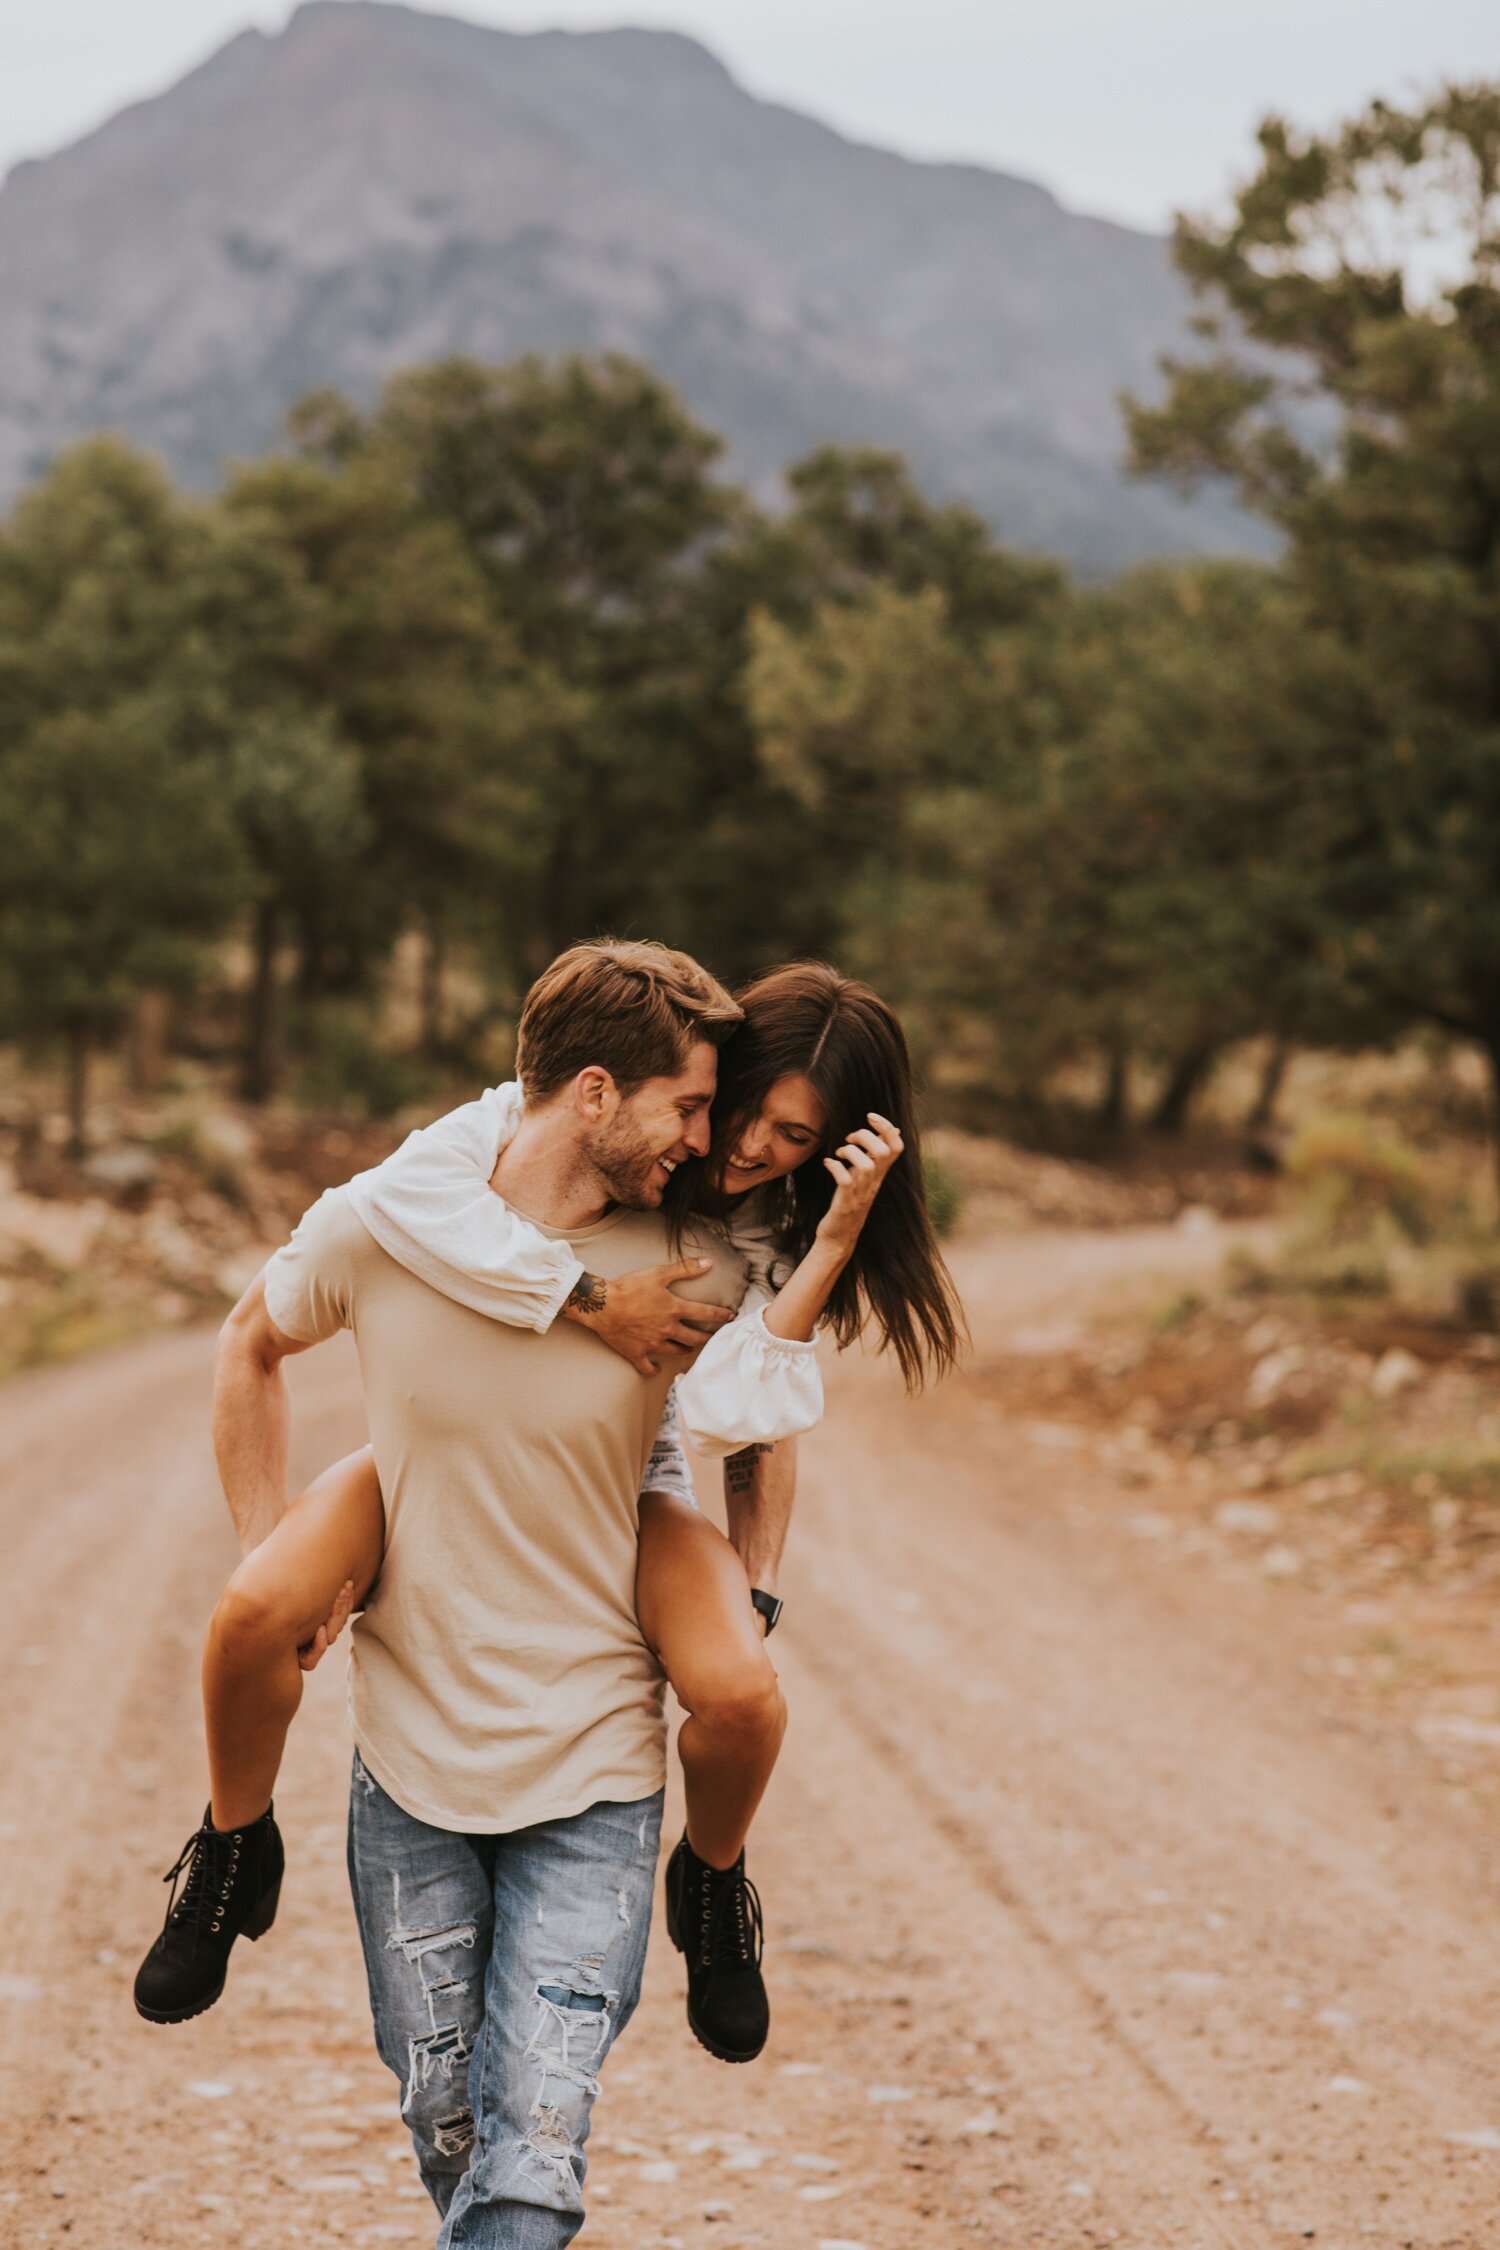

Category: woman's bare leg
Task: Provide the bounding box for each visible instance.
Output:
[636,1491,787,1870]
[204,1446,386,1830]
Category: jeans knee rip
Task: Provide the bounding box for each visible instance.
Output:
[386,1918,478,1970]
[386,1903,479,2153]
[520,1978,615,2182]
[402,2021,473,2129]
[430,2109,475,2160]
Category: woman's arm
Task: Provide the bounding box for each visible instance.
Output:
[762,1113,905,1341]
[673,1114,903,1459]
[347,1083,581,1334]
[347,1081,733,1371]
[724,1438,797,1601]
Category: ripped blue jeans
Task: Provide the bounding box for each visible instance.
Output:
[347,1750,662,2247]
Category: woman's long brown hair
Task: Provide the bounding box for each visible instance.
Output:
[668,962,965,1389]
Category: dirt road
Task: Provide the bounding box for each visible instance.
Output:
[4,1221,1500,2249]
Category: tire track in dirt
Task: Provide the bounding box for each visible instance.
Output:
[787,1636,1265,2247]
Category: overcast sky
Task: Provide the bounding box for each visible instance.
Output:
[8,0,1500,230]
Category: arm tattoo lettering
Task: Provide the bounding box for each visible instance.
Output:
[724,1442,772,1499]
[566,1270,608,1318]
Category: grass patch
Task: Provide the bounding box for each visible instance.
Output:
[1289,1433,1500,1506]
[0,1279,155,1381]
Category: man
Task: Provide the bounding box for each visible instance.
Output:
[181,941,771,2245]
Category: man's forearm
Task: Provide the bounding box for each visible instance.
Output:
[212,1332,292,1554]
[724,1439,797,1591]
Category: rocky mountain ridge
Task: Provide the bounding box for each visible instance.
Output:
[0,1,1251,569]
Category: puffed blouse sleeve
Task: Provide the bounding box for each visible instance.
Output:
[673,1215,824,1460]
[345,1081,584,1333]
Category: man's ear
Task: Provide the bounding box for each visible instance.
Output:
[573,1066,619,1122]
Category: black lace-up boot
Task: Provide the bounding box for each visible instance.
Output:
[664,1833,769,2063]
[133,1805,284,2024]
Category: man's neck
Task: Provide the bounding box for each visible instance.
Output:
[489,1108,612,1231]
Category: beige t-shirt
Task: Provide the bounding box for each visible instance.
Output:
[264,1185,745,1833]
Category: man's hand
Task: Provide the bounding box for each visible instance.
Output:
[297,1577,355,1673]
[562,1259,736,1375]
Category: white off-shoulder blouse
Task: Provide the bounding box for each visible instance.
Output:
[345,1083,824,1460]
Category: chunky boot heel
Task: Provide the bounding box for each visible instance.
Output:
[133,1804,285,2024]
[245,1870,283,1941]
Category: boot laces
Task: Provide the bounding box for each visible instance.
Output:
[697,1860,764,1974]
[161,1822,242,1940]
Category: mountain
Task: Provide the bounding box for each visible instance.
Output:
[0,1,1252,571]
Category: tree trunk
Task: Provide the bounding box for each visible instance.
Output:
[1149,1039,1218,1135]
[241,899,280,1105]
[420,918,446,1057]
[1244,1037,1291,1131]
[130,988,170,1093]
[65,1022,89,1158]
[296,919,327,1002]
[1095,1045,1130,1134]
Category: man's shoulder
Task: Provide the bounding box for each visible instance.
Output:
[289,1181,368,1254]
[275,1181,400,1296]
[264,1183,375,1343]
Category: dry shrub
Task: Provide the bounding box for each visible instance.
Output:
[1284,1114,1439,1244]
[1275,1115,1499,1328]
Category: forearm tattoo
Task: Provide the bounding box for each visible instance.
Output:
[566,1270,608,1318]
[724,1442,773,1499]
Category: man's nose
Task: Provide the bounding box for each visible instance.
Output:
[684,1110,713,1157]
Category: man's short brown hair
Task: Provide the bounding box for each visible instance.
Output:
[516,939,742,1105]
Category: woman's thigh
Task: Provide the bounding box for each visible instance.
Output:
[224,1445,387,1648]
[634,1491,774,1715]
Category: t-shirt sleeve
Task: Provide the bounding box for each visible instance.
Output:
[262,1185,365,1345]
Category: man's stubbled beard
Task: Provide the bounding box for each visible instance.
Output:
[588,1109,666,1209]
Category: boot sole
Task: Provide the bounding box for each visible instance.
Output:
[133,1873,282,2026]
[684,2005,767,2066]
[134,1982,226,2026]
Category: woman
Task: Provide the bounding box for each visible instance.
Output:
[135,962,961,2064]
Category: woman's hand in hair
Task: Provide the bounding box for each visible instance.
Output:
[761,1114,904,1347]
[816,1113,905,1254]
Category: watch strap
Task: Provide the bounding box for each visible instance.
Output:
[750,1587,783,1635]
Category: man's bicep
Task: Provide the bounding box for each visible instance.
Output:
[222,1271,317,1369]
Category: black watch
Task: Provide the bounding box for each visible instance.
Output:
[750,1588,783,1635]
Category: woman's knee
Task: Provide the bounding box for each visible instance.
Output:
[682,1651,786,1746]
[209,1565,313,1667]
